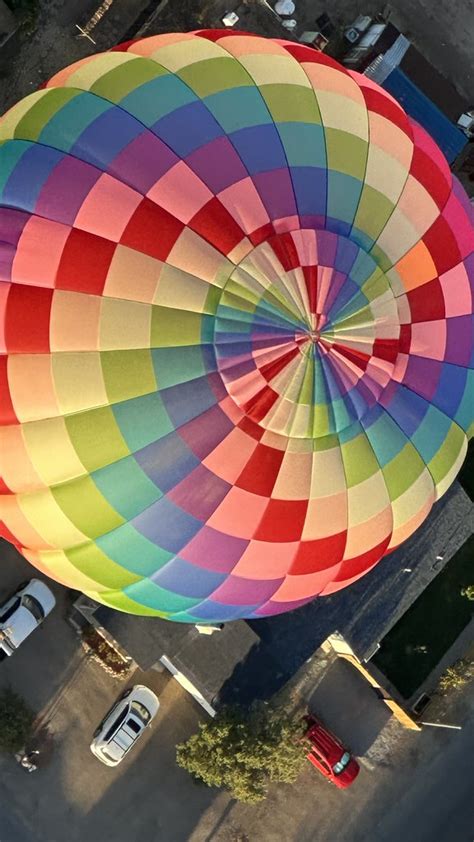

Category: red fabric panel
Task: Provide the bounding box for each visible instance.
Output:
[236,443,285,496]
[190,197,244,254]
[398,324,412,353]
[5,286,53,353]
[362,88,411,137]
[259,347,300,383]
[410,146,451,209]
[243,384,279,423]
[121,198,184,261]
[372,338,399,364]
[408,279,445,322]
[290,533,347,574]
[332,535,391,581]
[0,356,17,424]
[422,215,462,275]
[256,498,308,541]
[56,229,115,294]
[270,232,301,271]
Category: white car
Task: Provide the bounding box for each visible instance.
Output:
[90,685,160,767]
[0,579,56,658]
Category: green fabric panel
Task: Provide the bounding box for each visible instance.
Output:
[382,444,425,499]
[361,267,390,301]
[354,184,395,242]
[260,84,322,123]
[15,89,80,141]
[325,128,368,179]
[93,590,170,617]
[370,243,392,273]
[204,284,222,315]
[428,424,465,485]
[66,542,140,589]
[92,58,167,101]
[52,475,125,539]
[101,349,157,405]
[65,405,130,473]
[299,354,315,405]
[341,433,380,486]
[151,306,202,347]
[179,58,252,97]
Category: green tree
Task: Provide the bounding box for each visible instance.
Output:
[176,704,308,804]
[0,687,34,753]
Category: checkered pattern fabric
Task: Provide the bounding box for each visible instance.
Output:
[0,32,473,621]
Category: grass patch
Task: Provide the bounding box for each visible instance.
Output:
[458,439,474,501]
[373,535,474,698]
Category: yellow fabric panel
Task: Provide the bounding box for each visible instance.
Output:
[52,352,107,414]
[18,487,88,548]
[8,355,59,423]
[22,416,87,487]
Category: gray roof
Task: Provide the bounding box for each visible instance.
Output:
[95,606,259,706]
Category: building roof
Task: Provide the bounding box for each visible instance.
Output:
[94,604,259,707]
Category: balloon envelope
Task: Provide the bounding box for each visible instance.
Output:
[0,32,473,622]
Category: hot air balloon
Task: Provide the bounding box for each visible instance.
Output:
[0,32,473,622]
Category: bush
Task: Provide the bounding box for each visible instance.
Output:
[0,687,34,753]
[176,703,309,804]
[437,659,473,694]
[81,626,131,677]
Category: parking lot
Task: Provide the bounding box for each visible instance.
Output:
[2,541,474,842]
[0,540,371,842]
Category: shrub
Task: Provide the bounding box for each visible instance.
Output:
[437,659,473,694]
[0,687,34,753]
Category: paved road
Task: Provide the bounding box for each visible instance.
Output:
[191,686,474,842]
[372,714,474,842]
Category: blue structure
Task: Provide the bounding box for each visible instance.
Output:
[383,68,467,164]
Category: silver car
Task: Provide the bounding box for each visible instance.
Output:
[0,579,56,658]
[90,685,160,767]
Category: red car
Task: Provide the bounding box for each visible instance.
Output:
[304,715,360,788]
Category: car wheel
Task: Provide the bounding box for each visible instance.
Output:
[92,725,102,738]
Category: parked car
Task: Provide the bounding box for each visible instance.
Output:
[0,579,56,658]
[90,685,160,767]
[304,714,360,788]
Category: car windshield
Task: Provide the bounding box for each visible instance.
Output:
[0,597,21,624]
[131,701,151,723]
[21,595,45,622]
[333,751,351,775]
[104,707,128,741]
